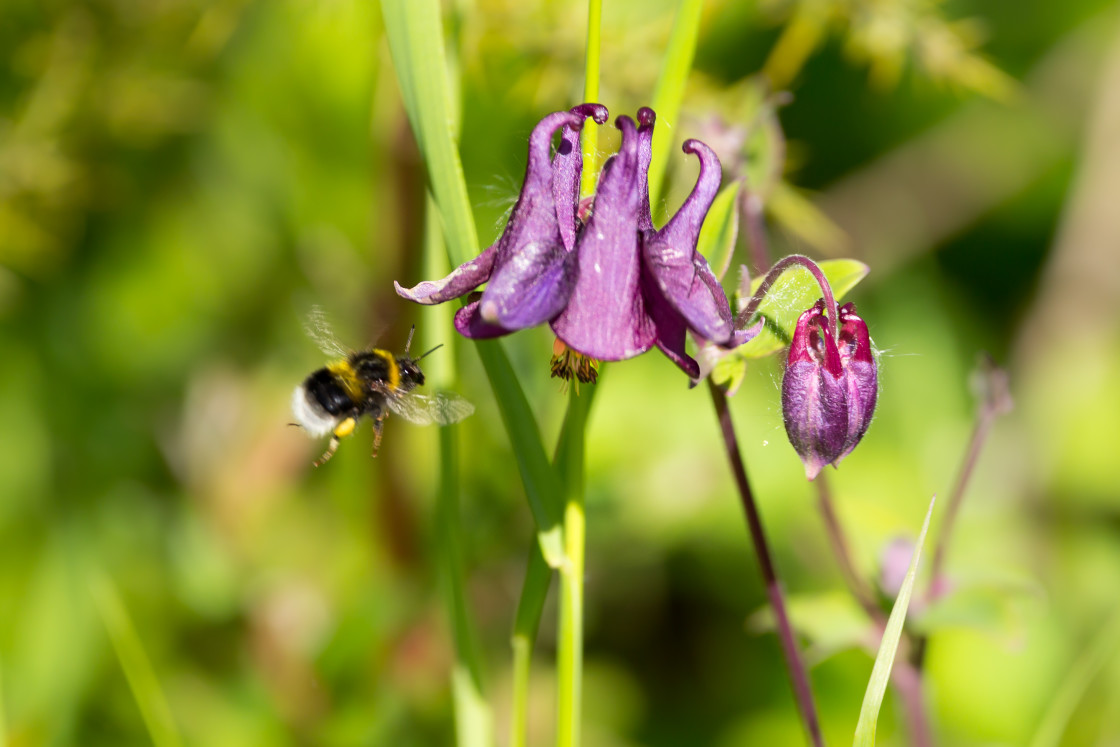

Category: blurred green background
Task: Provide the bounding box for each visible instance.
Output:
[3,0,1120,744]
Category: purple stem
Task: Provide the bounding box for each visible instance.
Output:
[708,380,824,747]
[927,409,998,598]
[735,254,839,344]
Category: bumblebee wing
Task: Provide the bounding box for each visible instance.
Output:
[387,392,475,426]
[304,306,349,359]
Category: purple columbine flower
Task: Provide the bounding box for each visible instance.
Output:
[396,104,755,379]
[781,300,878,480]
[552,109,753,377]
[394,103,609,337]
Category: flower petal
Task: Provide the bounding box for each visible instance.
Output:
[642,139,733,343]
[481,108,595,329]
[553,103,609,251]
[395,243,498,304]
[551,115,656,360]
[837,302,878,461]
[636,107,656,232]
[479,238,579,329]
[453,298,516,339]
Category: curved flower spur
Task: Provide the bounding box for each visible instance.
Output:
[396,104,759,378]
[395,103,609,337]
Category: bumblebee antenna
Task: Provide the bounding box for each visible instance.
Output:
[403,324,416,355]
[417,343,443,361]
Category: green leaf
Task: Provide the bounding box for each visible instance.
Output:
[768,181,850,256]
[648,0,703,213]
[381,0,566,567]
[913,573,1043,644]
[854,496,936,747]
[1030,603,1120,747]
[711,354,748,396]
[91,570,182,747]
[749,590,873,665]
[737,259,870,359]
[697,181,741,281]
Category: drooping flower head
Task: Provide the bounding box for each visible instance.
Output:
[396,103,759,379]
[781,300,878,479]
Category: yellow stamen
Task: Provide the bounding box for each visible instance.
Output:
[550,339,599,391]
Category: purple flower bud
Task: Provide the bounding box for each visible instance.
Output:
[781,300,878,480]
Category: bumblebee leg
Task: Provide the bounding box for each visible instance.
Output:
[314,417,356,467]
[371,416,385,458]
[313,437,340,467]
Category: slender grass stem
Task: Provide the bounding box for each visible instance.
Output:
[915,355,1011,668]
[556,386,590,747]
[436,425,492,746]
[580,0,602,199]
[510,543,550,747]
[90,570,182,747]
[708,382,824,747]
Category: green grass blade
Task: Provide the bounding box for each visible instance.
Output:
[381,0,566,566]
[89,570,182,747]
[1029,603,1120,747]
[509,542,551,747]
[854,496,937,747]
[425,199,494,747]
[648,0,703,213]
[580,0,602,199]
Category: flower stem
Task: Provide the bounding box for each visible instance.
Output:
[915,355,1011,668]
[510,542,550,747]
[555,384,594,747]
[735,254,839,343]
[927,356,1011,599]
[708,381,824,747]
[579,0,602,200]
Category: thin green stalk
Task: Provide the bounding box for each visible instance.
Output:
[556,386,591,747]
[423,193,492,746]
[510,543,551,747]
[382,0,567,567]
[580,0,602,199]
[437,424,492,746]
[90,570,182,747]
[648,0,703,214]
[0,655,7,746]
[510,385,600,747]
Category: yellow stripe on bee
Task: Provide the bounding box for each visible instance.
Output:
[373,349,401,391]
[326,360,365,402]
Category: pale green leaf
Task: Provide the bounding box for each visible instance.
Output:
[697,181,741,280]
[768,181,850,255]
[854,496,937,747]
[711,355,748,396]
[749,590,873,665]
[737,259,870,359]
[648,0,703,212]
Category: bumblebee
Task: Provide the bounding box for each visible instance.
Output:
[291,308,474,466]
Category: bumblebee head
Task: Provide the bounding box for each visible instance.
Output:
[397,357,426,388]
[397,332,442,391]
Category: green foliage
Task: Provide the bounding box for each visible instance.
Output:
[854,496,936,746]
[0,0,1114,744]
